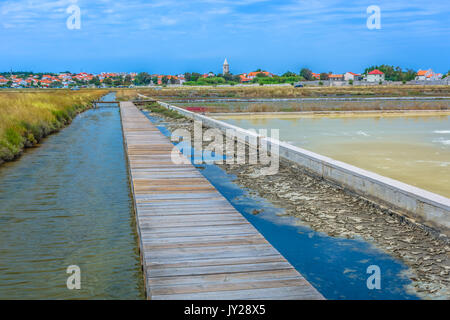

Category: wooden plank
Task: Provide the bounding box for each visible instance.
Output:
[152,286,323,300]
[120,101,324,300]
[148,269,301,286]
[145,261,295,278]
[146,256,287,270]
[149,279,311,296]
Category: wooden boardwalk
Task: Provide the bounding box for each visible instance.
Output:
[120,102,324,300]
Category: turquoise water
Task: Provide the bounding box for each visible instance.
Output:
[0,94,145,299]
[144,111,420,300]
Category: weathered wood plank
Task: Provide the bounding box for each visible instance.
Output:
[145,261,296,278]
[152,286,323,300]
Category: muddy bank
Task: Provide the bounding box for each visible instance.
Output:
[147,109,450,300]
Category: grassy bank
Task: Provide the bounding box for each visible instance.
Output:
[0,90,107,164]
[143,102,185,119]
[116,85,450,100]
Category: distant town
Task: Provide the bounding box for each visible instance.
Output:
[1,60,448,89]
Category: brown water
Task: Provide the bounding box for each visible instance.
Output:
[216,113,450,197]
[0,95,145,299]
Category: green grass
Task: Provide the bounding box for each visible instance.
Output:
[0,90,107,163]
[144,102,185,119]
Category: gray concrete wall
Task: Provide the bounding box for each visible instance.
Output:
[156,101,450,236]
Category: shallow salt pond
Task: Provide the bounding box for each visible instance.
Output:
[214,113,450,197]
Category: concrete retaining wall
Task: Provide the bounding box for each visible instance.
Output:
[156,101,450,236]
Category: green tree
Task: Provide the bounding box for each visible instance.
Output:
[300,68,313,81]
[221,72,233,82]
[282,71,297,77]
[319,73,329,80]
[124,75,132,85]
[49,81,62,88]
[135,72,152,85]
[103,78,113,86]
[113,78,123,86]
[402,69,417,81]
[364,65,417,81]
[232,75,241,83]
[190,73,202,82]
[89,76,101,86]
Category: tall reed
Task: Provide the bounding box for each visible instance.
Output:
[0,90,107,163]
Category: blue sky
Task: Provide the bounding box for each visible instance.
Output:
[0,0,448,74]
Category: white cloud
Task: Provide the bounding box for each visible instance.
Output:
[0,0,448,39]
[160,16,177,26]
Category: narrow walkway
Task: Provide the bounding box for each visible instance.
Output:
[120,102,324,300]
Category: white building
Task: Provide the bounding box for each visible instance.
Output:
[415,69,442,81]
[366,69,385,82]
[344,72,362,81]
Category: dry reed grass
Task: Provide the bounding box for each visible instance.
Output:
[131,85,450,99]
[0,89,107,163]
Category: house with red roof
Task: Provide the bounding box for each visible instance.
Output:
[247,71,274,79]
[344,72,362,81]
[415,69,442,81]
[12,78,27,87]
[156,75,180,85]
[366,69,385,82]
[328,74,344,81]
[311,73,320,80]
[40,79,53,87]
[238,74,252,83]
[201,72,215,78]
[73,72,94,82]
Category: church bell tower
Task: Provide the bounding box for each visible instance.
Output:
[223,58,230,74]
